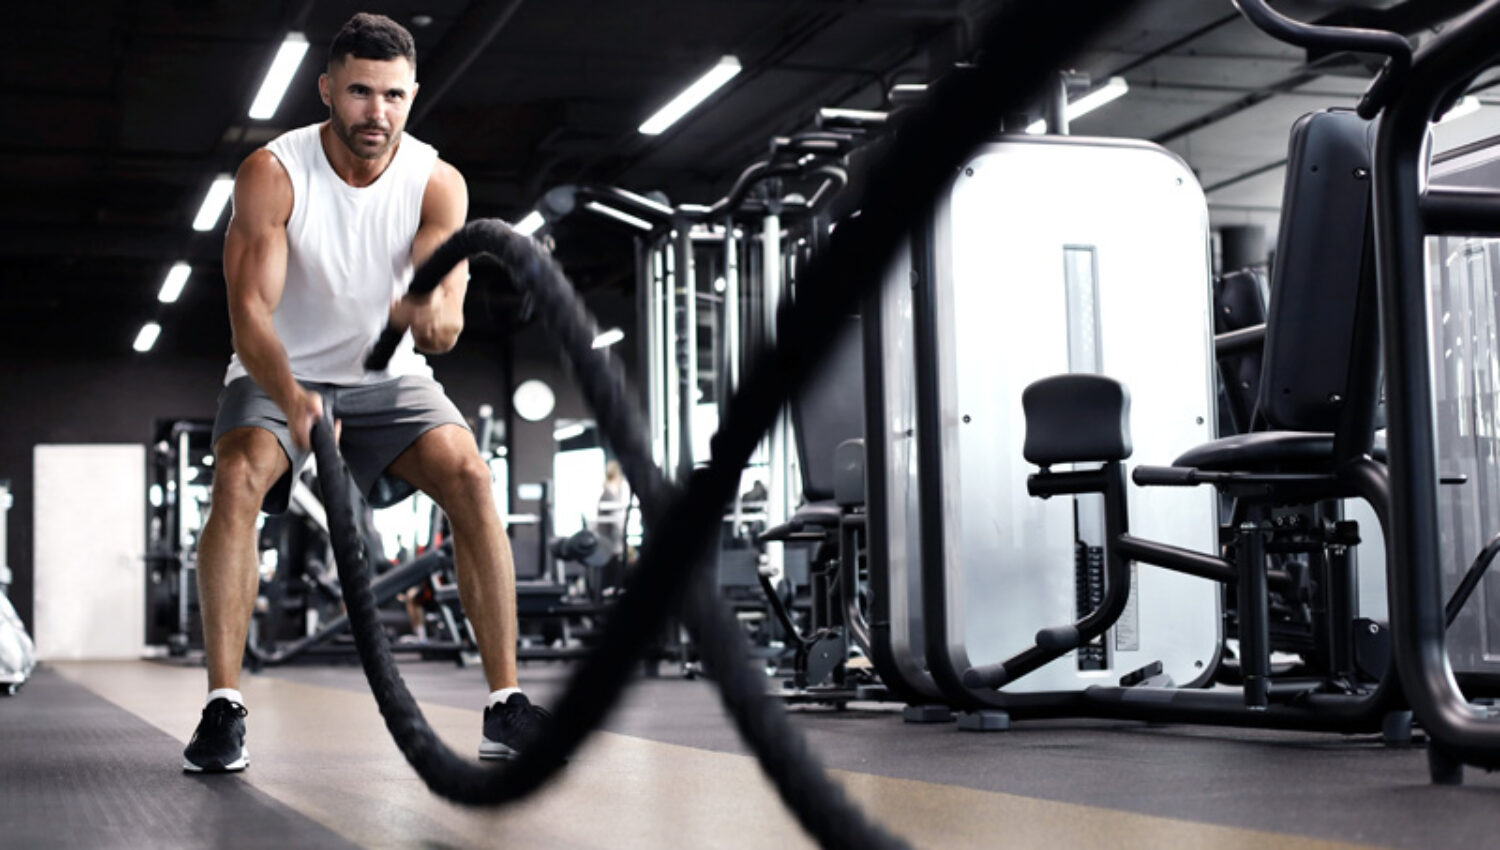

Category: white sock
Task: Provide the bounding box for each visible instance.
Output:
[206,688,244,708]
[488,687,523,708]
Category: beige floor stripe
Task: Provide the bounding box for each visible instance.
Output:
[53,660,1379,850]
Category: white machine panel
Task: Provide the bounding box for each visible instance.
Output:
[34,444,146,660]
[924,137,1221,692]
[875,241,930,674]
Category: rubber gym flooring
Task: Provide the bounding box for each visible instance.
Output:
[5,659,1500,849]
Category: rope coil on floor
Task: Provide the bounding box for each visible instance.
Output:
[313,2,1138,847]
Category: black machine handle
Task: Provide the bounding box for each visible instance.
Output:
[1232,0,1412,119]
[1132,465,1204,487]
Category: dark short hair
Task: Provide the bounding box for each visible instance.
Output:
[328,13,416,70]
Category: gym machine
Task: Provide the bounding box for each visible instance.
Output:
[1344,0,1500,783]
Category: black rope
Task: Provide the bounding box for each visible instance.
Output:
[317,1,1141,847]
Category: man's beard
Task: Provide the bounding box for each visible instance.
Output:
[332,114,395,161]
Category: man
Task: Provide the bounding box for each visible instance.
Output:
[183,12,546,773]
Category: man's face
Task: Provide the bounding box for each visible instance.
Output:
[319,56,418,161]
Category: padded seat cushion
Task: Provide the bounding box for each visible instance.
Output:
[1173,431,1386,471]
[789,501,842,529]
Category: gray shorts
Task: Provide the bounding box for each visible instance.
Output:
[212,374,470,514]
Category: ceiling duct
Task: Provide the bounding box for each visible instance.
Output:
[1303,0,1484,76]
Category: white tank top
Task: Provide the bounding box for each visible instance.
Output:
[224,123,439,386]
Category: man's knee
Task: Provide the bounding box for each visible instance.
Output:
[443,454,494,505]
[421,441,494,513]
[211,429,286,516]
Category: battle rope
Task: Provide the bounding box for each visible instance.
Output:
[314,1,1139,847]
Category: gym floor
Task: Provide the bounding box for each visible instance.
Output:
[4,659,1499,849]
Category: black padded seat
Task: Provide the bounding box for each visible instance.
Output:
[788,501,843,529]
[1172,431,1387,471]
[757,500,843,544]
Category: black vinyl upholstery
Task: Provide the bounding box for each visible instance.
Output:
[788,501,843,528]
[1258,109,1374,432]
[1022,374,1132,466]
[834,439,865,507]
[791,315,865,502]
[1173,431,1387,471]
[1214,268,1268,435]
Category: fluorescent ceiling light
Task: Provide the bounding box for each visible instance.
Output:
[553,422,587,441]
[158,263,191,303]
[1437,95,1482,124]
[592,327,625,349]
[639,56,742,135]
[1026,76,1130,134]
[249,32,309,120]
[514,210,545,235]
[193,173,235,232]
[819,107,887,122]
[133,322,161,353]
[585,201,653,231]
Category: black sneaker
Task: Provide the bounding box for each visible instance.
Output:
[182,698,249,773]
[479,693,552,760]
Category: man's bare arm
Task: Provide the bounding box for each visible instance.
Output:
[395,159,469,353]
[223,149,324,448]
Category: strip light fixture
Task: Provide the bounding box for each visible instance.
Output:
[585,201,653,231]
[819,107,888,123]
[639,56,742,135]
[592,327,625,349]
[249,32,310,120]
[514,210,545,235]
[158,263,191,303]
[553,422,587,441]
[133,322,162,353]
[1025,76,1130,134]
[193,174,235,232]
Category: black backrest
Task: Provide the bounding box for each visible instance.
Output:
[1214,268,1268,435]
[1022,374,1132,467]
[1258,109,1375,432]
[792,315,865,502]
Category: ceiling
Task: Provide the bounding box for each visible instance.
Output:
[3,0,1495,360]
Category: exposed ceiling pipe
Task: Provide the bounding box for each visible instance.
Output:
[1106,12,1241,79]
[408,0,527,128]
[1141,3,1484,149]
[1317,0,1484,42]
[1152,71,1321,145]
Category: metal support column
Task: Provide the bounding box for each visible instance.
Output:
[1237,516,1271,709]
[175,428,194,644]
[1045,70,1069,135]
[676,222,697,482]
[763,212,787,576]
[662,238,680,480]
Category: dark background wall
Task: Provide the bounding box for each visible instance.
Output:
[0,290,638,635]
